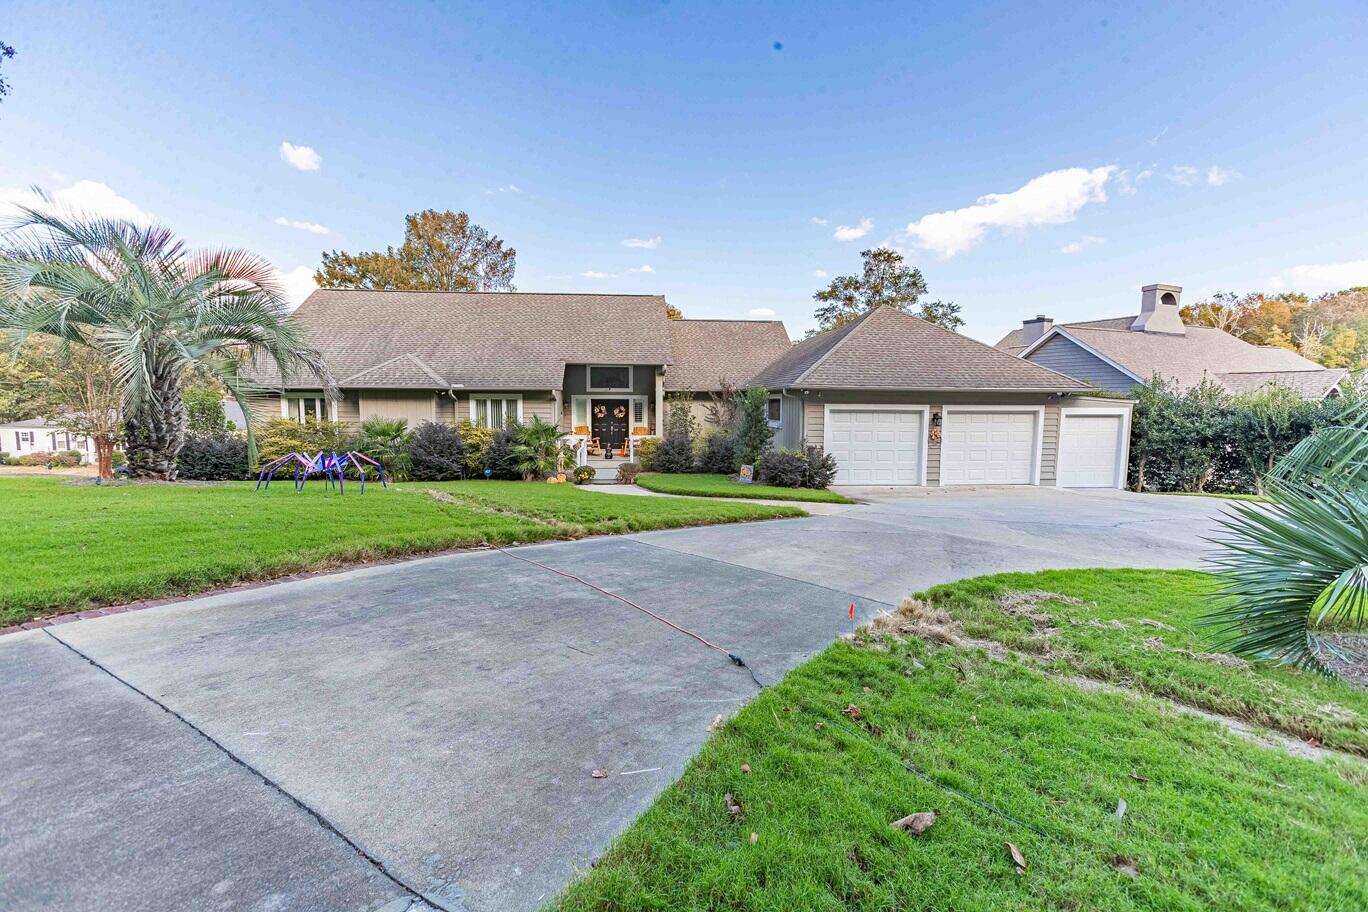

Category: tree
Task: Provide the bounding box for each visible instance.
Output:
[0,345,46,422]
[812,247,962,333]
[0,41,14,102]
[0,338,122,477]
[0,207,329,479]
[733,386,774,470]
[316,209,516,292]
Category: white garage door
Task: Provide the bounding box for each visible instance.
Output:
[941,410,1037,485]
[1058,413,1124,488]
[826,408,924,485]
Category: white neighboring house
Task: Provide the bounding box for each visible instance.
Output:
[0,418,97,463]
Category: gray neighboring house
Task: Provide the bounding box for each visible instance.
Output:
[996,282,1347,400]
[249,288,1135,488]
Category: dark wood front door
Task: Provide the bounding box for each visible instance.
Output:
[592,399,629,450]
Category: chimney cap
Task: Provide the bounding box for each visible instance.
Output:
[1140,282,1183,293]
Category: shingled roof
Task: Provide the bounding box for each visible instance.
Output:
[254,289,677,390]
[753,307,1091,392]
[664,319,792,390]
[998,315,1345,396]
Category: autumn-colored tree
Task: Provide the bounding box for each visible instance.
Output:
[1183,288,1367,368]
[812,247,962,334]
[316,210,516,292]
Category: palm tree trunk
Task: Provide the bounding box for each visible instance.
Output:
[124,363,186,480]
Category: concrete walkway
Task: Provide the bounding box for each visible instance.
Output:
[1,487,1226,912]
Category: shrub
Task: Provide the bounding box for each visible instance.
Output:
[457,420,495,477]
[664,391,700,442]
[697,431,737,474]
[184,385,232,436]
[634,436,661,471]
[615,461,642,484]
[482,427,522,479]
[357,418,413,481]
[407,421,466,481]
[654,434,696,473]
[733,385,774,469]
[255,418,353,464]
[111,449,127,468]
[178,434,249,480]
[511,416,572,479]
[756,448,807,487]
[573,465,596,485]
[802,444,838,488]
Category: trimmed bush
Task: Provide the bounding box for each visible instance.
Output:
[255,418,354,464]
[15,452,54,466]
[178,434,250,480]
[457,421,495,477]
[756,449,807,487]
[573,465,596,485]
[615,461,642,484]
[697,431,737,474]
[634,436,661,471]
[802,445,839,488]
[654,434,696,473]
[483,427,522,479]
[408,421,466,481]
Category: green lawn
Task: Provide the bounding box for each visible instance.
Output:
[0,477,802,626]
[637,472,856,504]
[922,569,1368,755]
[551,570,1368,911]
[1157,491,1269,502]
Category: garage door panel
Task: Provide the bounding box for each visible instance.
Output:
[1058,414,1123,488]
[941,411,1037,485]
[826,408,923,485]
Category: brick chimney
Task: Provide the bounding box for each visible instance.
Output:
[1021,315,1053,346]
[1130,283,1185,335]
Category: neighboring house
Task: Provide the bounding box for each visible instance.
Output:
[0,418,96,463]
[996,283,1347,399]
[248,288,1134,488]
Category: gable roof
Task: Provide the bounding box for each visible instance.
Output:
[754,306,1091,392]
[664,319,792,390]
[997,314,1346,397]
[253,289,677,390]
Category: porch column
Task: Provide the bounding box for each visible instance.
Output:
[552,390,563,430]
[655,369,665,436]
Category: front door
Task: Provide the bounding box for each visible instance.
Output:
[591,399,629,451]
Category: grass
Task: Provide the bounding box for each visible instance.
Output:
[921,569,1368,755]
[551,571,1368,912]
[637,472,856,504]
[0,477,802,626]
[1157,491,1269,502]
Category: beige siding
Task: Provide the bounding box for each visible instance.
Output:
[335,392,361,425]
[357,391,439,425]
[1040,404,1060,485]
[434,394,456,424]
[249,395,282,424]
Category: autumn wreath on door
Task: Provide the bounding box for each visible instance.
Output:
[613,405,626,418]
[593,404,606,418]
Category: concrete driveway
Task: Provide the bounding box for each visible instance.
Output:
[1,487,1226,912]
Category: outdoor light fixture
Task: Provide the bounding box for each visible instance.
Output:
[931,411,942,428]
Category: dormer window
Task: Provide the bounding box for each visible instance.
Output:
[587,365,632,392]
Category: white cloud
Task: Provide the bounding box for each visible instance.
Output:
[813,269,828,278]
[810,216,829,226]
[580,270,614,279]
[277,266,319,308]
[833,218,873,241]
[1060,235,1105,255]
[622,236,661,249]
[749,307,777,318]
[1267,258,1368,294]
[1168,165,1200,186]
[279,141,322,172]
[627,265,654,274]
[902,166,1115,258]
[0,180,154,224]
[486,183,522,194]
[1206,166,1238,186]
[1116,168,1153,196]
[1148,126,1169,146]
[273,216,329,235]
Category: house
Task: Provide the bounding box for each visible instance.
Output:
[0,418,96,463]
[249,288,1135,488]
[996,283,1346,399]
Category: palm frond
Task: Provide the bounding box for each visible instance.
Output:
[1267,403,1368,490]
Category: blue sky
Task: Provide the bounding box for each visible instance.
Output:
[3,1,1366,343]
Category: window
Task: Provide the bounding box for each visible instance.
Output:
[284,397,326,423]
[572,398,589,430]
[17,431,34,447]
[631,399,646,428]
[587,365,632,391]
[767,396,783,428]
[471,395,522,428]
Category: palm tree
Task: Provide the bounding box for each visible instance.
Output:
[0,206,329,479]
[511,416,572,480]
[1204,404,1368,672]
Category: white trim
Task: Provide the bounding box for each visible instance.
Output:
[586,364,634,393]
[822,403,929,486]
[940,405,1045,486]
[469,393,524,426]
[1019,328,1147,385]
[1057,405,1132,489]
[281,393,327,423]
[573,394,650,433]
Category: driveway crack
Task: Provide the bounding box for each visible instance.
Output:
[41,628,453,912]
